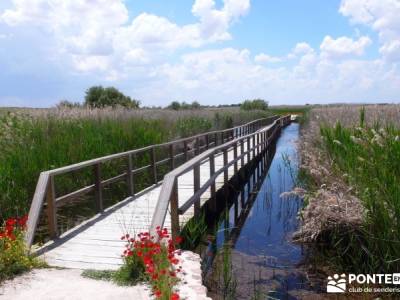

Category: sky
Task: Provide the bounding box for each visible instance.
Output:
[0,0,399,107]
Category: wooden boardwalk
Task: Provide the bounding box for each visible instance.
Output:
[41,142,252,270]
[26,116,291,270]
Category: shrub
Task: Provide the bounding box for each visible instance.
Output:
[84,86,140,109]
[240,99,268,111]
[0,215,41,282]
[119,228,182,300]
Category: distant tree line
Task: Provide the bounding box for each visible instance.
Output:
[166,101,201,110]
[57,88,270,112]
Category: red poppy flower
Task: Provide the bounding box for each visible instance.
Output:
[170,293,180,300]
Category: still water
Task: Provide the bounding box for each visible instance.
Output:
[203,123,322,299]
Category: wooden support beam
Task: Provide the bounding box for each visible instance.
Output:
[184,140,188,161]
[252,135,256,158]
[46,175,58,239]
[196,137,200,155]
[193,164,200,217]
[209,154,216,212]
[240,140,245,167]
[170,179,180,240]
[169,144,175,170]
[247,137,251,162]
[93,163,103,213]
[233,143,238,173]
[127,154,134,197]
[223,149,228,183]
[150,147,157,184]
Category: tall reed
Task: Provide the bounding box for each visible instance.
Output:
[320,108,400,274]
[0,107,271,222]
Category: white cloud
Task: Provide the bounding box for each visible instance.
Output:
[135,46,399,105]
[254,53,282,63]
[339,0,400,61]
[287,42,314,59]
[1,0,250,72]
[1,0,399,106]
[320,35,371,59]
[379,40,400,62]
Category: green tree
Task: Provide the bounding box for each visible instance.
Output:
[191,101,201,109]
[56,100,81,109]
[167,101,181,110]
[84,86,140,108]
[240,99,269,111]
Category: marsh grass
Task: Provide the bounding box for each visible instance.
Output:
[0,107,271,224]
[320,108,400,274]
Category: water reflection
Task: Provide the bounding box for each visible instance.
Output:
[203,123,323,299]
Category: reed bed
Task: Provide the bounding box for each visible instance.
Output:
[0,107,271,222]
[299,104,400,275]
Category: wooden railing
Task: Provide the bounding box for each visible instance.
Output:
[149,115,291,239]
[25,116,279,248]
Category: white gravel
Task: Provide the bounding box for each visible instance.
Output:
[0,268,151,300]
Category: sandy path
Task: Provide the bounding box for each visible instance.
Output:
[0,268,151,300]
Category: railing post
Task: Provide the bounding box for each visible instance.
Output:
[170,179,180,241]
[46,175,58,239]
[252,134,256,158]
[223,148,228,183]
[94,163,103,213]
[214,133,218,147]
[205,135,209,150]
[233,142,238,173]
[247,136,251,162]
[209,154,216,212]
[257,133,260,155]
[194,163,200,217]
[150,147,157,184]
[184,140,188,161]
[127,154,134,197]
[196,137,200,155]
[169,144,175,170]
[240,140,245,167]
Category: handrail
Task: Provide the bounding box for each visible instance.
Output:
[25,115,279,248]
[149,115,291,239]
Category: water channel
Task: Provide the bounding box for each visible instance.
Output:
[198,123,323,299]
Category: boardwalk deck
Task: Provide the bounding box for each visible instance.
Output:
[41,139,255,270]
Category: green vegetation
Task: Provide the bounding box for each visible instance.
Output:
[179,214,208,250]
[81,269,115,282]
[84,86,140,108]
[240,99,268,111]
[0,108,271,224]
[0,216,44,283]
[320,108,400,274]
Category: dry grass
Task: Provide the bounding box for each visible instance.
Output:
[311,104,400,127]
[294,107,364,242]
[297,104,400,274]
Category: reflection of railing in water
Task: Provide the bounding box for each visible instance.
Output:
[200,139,278,274]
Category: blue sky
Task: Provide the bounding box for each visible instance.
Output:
[0,0,399,107]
